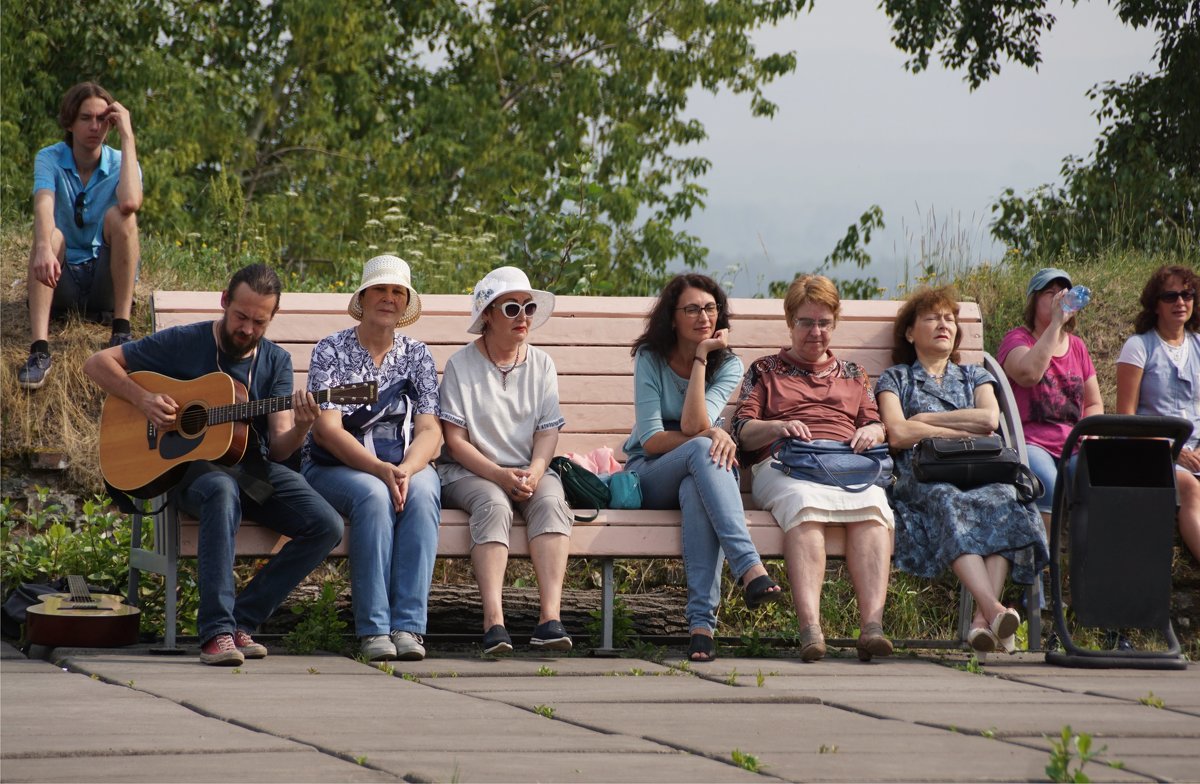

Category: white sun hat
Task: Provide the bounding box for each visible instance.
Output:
[467,266,555,335]
[348,254,422,327]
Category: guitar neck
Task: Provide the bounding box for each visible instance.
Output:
[209,388,333,425]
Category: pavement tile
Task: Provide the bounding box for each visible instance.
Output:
[4,645,1196,784]
[549,700,947,754]
[0,669,302,757]
[0,751,397,783]
[861,700,1200,737]
[422,673,811,703]
[388,655,678,678]
[753,744,1152,783]
[366,749,766,783]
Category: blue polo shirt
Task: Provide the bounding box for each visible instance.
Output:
[33,141,140,266]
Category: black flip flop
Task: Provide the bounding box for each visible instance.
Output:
[743,574,784,609]
[688,633,717,662]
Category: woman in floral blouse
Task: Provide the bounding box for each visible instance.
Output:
[302,255,442,663]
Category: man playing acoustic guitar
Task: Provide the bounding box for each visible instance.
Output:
[84,264,344,665]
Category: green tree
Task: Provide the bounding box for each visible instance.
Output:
[2,0,812,293]
[880,0,1199,256]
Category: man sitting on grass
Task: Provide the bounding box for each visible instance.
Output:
[20,81,142,390]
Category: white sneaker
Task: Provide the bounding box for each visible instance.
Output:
[391,631,426,661]
[361,634,397,661]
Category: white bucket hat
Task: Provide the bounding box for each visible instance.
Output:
[467,266,555,335]
[348,254,422,327]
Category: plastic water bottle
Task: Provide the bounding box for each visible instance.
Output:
[1061,285,1091,316]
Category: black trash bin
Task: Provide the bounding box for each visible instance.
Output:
[1046,415,1192,670]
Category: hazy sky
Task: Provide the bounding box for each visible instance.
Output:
[677,1,1160,295]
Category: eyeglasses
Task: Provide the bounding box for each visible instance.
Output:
[496,300,538,319]
[676,303,720,318]
[73,192,86,228]
[1158,289,1196,303]
[794,318,835,332]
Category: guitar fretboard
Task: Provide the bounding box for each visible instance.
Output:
[207,388,334,425]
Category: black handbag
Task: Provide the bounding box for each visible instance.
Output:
[912,436,1043,504]
[769,438,894,493]
[549,456,610,521]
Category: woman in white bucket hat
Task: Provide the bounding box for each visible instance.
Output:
[302,254,442,662]
[438,266,574,654]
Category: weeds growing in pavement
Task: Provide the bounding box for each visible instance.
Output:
[1138,692,1164,709]
[1045,726,1114,783]
[731,749,760,772]
[533,705,555,718]
[537,665,557,677]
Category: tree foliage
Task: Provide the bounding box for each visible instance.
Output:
[882,0,1199,257]
[2,0,810,293]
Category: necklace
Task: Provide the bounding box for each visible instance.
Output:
[483,336,522,390]
[1158,332,1188,365]
[920,362,948,383]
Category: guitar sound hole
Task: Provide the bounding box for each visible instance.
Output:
[177,403,208,438]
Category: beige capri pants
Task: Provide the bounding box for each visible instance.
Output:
[442,471,574,548]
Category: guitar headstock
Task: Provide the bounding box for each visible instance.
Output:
[327,381,378,405]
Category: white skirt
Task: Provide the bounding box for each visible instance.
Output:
[751,458,895,533]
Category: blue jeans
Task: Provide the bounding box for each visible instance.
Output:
[303,462,441,636]
[626,437,763,632]
[1026,444,1079,514]
[177,462,344,644]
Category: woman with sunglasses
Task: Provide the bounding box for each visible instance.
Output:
[998,268,1105,528]
[1116,265,1200,561]
[438,266,574,655]
[622,273,782,663]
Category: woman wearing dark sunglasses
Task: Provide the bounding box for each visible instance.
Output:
[1117,265,1200,562]
[622,273,782,662]
[438,266,574,655]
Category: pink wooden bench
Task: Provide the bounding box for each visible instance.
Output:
[128,291,1034,650]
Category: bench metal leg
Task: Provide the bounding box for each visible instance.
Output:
[127,497,183,653]
[592,558,619,656]
[957,585,973,646]
[1027,580,1042,651]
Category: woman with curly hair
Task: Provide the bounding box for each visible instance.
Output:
[622,273,782,663]
[1116,265,1200,561]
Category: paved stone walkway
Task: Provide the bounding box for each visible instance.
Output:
[2,642,1197,783]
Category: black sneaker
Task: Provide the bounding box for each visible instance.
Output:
[529,620,573,652]
[107,332,133,348]
[17,351,52,390]
[482,624,513,655]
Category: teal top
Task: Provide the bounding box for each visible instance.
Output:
[622,347,744,460]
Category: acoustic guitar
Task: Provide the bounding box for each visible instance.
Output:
[26,576,142,647]
[100,371,378,497]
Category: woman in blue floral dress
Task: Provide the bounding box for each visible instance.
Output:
[876,286,1048,654]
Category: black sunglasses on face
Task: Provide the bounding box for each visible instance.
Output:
[73,192,86,228]
[1158,289,1196,303]
[497,301,537,319]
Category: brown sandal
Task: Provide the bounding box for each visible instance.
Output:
[856,622,893,662]
[798,624,826,662]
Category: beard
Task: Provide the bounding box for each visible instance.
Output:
[216,318,261,358]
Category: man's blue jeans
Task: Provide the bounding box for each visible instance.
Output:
[177,462,344,644]
[625,437,763,633]
[303,462,441,636]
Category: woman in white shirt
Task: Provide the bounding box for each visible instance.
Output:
[1116,264,1200,561]
[438,266,574,655]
